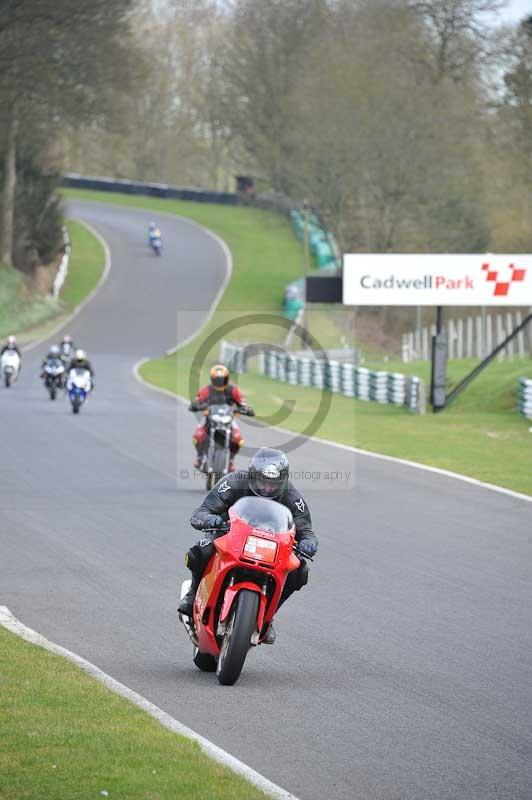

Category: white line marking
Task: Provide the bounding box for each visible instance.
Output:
[22,219,112,353]
[0,606,299,800]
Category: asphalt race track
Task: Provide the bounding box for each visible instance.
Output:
[3,199,532,800]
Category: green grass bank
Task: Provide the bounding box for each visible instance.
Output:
[0,219,105,343]
[0,625,267,800]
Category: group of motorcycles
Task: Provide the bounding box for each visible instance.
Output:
[1,341,92,415]
[41,346,92,414]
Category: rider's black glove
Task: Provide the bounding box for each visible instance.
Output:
[297,539,317,558]
[239,405,255,416]
[202,514,226,529]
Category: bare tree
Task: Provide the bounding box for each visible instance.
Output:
[222,0,328,192]
[407,0,506,81]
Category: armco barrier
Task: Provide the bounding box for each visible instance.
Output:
[219,340,425,413]
[518,378,532,419]
[62,173,239,206]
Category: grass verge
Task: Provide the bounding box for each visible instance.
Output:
[0,219,105,344]
[64,189,532,496]
[0,625,267,800]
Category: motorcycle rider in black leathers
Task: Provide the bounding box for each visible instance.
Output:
[178,447,318,644]
[40,344,65,385]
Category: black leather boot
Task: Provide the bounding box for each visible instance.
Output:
[263,623,276,644]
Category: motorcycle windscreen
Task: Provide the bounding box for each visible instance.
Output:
[230,496,294,533]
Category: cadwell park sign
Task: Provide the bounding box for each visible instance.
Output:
[343,254,532,306]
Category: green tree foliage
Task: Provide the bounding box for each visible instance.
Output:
[0,0,138,270]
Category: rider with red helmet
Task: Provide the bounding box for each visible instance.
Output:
[190,364,253,472]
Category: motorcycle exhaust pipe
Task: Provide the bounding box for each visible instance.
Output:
[179,613,199,648]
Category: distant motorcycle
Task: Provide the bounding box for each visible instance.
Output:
[191,402,254,490]
[42,359,65,400]
[59,344,74,367]
[66,367,92,414]
[1,350,21,387]
[149,234,162,256]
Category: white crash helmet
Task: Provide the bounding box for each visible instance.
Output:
[73,349,87,364]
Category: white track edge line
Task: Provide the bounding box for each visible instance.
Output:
[0,606,299,800]
[22,219,112,353]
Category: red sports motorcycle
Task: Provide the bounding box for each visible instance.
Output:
[179,496,302,685]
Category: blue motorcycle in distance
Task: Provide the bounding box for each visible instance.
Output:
[148,224,162,256]
[67,367,92,414]
[150,235,162,256]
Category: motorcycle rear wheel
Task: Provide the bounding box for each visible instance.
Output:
[216,589,259,686]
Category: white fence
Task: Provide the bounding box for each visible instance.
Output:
[402,310,532,362]
[52,227,71,299]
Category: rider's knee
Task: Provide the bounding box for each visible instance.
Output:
[186,539,214,574]
[294,559,309,591]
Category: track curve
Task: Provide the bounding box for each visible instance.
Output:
[2,199,532,800]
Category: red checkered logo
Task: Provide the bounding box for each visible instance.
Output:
[481,262,526,297]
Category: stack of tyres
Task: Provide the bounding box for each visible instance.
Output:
[311,360,325,389]
[266,351,277,380]
[286,355,298,385]
[315,239,335,269]
[369,371,389,403]
[325,360,341,393]
[387,373,406,405]
[341,363,356,397]
[407,376,421,413]
[277,352,286,383]
[518,378,532,419]
[298,356,313,387]
[355,367,370,401]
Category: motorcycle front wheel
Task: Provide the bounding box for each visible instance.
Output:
[212,447,228,486]
[216,589,259,686]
